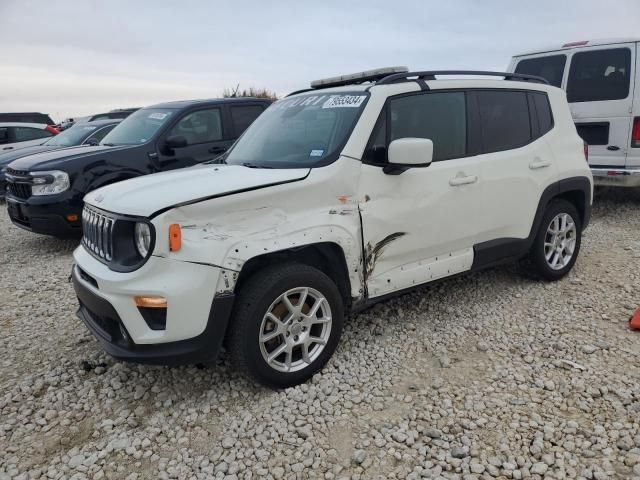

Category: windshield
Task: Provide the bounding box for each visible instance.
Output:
[224,92,368,168]
[100,108,174,146]
[44,123,102,147]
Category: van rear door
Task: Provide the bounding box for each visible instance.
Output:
[565,43,636,168]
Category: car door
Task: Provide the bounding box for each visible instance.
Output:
[357,90,481,298]
[156,107,232,170]
[472,89,557,246]
[566,43,636,167]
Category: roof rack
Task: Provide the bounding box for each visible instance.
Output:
[376,70,549,85]
[286,69,549,98]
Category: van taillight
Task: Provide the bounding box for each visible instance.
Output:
[562,40,589,48]
[632,117,640,148]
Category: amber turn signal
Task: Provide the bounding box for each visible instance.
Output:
[169,224,181,252]
[134,296,167,309]
[66,214,79,222]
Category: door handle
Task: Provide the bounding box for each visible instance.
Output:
[209,146,227,154]
[3,147,13,150]
[449,174,478,186]
[529,158,551,170]
[607,145,620,151]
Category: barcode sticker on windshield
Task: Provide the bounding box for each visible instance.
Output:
[323,95,366,109]
[149,113,168,120]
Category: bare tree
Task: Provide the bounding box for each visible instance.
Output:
[222,85,278,100]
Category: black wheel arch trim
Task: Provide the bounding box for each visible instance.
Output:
[471,176,591,271]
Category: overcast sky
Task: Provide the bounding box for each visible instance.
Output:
[1,0,639,122]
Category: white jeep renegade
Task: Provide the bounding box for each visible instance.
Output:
[72,67,593,388]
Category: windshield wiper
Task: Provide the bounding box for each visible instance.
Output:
[204,154,227,165]
[102,143,116,147]
[241,162,274,169]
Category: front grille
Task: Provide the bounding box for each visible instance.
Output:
[7,182,31,199]
[6,168,32,200]
[82,206,116,261]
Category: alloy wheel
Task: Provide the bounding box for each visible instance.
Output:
[258,287,332,373]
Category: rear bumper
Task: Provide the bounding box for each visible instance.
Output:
[591,167,640,187]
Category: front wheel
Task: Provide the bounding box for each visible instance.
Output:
[228,263,344,388]
[527,199,582,281]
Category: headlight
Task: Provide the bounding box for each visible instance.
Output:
[134,222,152,258]
[30,170,70,196]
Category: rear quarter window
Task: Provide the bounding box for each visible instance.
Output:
[530,92,554,137]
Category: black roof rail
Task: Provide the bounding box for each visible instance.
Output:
[285,88,314,97]
[376,70,549,85]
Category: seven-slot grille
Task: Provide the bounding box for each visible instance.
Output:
[6,168,32,200]
[82,206,115,261]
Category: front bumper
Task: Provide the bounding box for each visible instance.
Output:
[71,247,234,365]
[591,167,640,188]
[6,192,82,237]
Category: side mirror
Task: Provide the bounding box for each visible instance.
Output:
[386,138,433,174]
[85,138,99,146]
[165,135,188,150]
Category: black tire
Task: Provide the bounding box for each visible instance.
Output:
[227,263,344,388]
[527,199,582,281]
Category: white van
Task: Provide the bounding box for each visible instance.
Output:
[508,38,640,187]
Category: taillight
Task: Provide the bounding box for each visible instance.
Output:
[45,125,60,135]
[583,142,589,162]
[632,117,640,148]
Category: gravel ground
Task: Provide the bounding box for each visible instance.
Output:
[1,188,640,480]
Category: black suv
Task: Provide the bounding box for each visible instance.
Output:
[5,98,271,237]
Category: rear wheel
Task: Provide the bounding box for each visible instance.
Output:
[527,199,582,281]
[228,263,344,388]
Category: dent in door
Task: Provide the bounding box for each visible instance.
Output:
[364,232,407,279]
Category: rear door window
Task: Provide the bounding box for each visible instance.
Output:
[230,105,265,136]
[477,90,531,153]
[515,55,566,88]
[0,127,8,145]
[12,127,52,142]
[567,48,632,102]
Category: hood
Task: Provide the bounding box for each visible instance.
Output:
[84,164,311,217]
[0,145,63,167]
[7,144,131,171]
